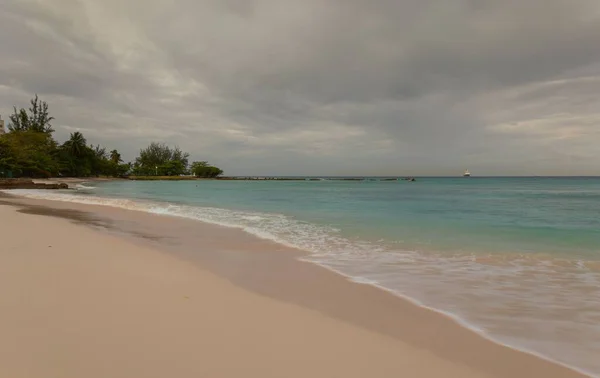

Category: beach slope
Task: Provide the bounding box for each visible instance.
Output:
[0,204,488,378]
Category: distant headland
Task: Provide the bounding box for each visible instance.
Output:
[1,95,223,181]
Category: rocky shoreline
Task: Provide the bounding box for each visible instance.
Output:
[0,179,69,190]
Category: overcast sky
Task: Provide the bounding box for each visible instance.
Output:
[1,0,600,176]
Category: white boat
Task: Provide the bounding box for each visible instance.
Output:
[463,169,471,177]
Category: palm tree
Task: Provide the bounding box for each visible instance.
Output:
[110,149,122,164]
[63,132,87,157]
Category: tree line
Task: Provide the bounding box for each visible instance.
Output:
[0,96,223,178]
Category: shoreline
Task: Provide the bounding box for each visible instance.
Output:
[0,192,590,377]
[32,177,124,186]
[4,201,480,378]
[308,260,595,378]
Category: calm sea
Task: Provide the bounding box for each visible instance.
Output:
[10,177,600,376]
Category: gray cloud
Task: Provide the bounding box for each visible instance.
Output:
[1,0,600,175]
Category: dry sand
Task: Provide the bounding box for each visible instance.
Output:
[0,196,587,378]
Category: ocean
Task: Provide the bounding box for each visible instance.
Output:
[9,177,600,376]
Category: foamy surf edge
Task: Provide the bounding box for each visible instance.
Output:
[301,259,596,378]
[74,183,97,190]
[3,189,595,378]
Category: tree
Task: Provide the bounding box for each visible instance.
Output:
[190,161,223,178]
[110,149,122,164]
[0,130,59,177]
[0,137,15,176]
[133,142,190,176]
[2,96,132,178]
[62,132,87,157]
[58,133,98,177]
[1,95,60,177]
[8,95,55,133]
[92,144,107,160]
[115,162,131,177]
[170,146,189,169]
[59,131,91,176]
[89,144,110,176]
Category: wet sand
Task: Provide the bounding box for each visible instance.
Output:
[0,194,588,377]
[31,177,123,187]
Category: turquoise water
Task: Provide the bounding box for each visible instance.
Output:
[10,177,600,376]
[94,177,600,257]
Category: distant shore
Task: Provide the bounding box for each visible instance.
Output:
[1,176,405,189]
[0,177,122,190]
[35,176,406,182]
[7,175,600,186]
[0,178,69,190]
[128,176,404,181]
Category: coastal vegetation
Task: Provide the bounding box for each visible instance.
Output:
[190,161,224,178]
[0,96,223,179]
[131,142,189,177]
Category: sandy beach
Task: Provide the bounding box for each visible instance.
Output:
[31,177,122,188]
[0,195,587,378]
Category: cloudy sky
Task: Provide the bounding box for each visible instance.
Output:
[1,0,600,176]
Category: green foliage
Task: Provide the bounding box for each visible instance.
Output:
[63,132,87,157]
[0,138,14,175]
[110,149,122,164]
[57,137,130,178]
[58,132,93,177]
[191,161,223,178]
[115,162,132,176]
[132,142,190,176]
[2,96,220,179]
[0,130,59,177]
[1,96,126,178]
[8,95,55,133]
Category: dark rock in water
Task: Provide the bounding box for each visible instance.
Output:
[0,179,70,190]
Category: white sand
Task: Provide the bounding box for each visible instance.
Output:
[0,204,490,378]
